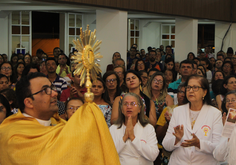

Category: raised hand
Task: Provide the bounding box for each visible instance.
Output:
[158,102,165,113]
[70,87,78,97]
[181,133,200,148]
[173,125,184,145]
[164,111,171,124]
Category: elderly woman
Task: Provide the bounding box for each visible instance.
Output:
[213,91,236,164]
[64,97,84,120]
[163,75,223,165]
[109,92,159,165]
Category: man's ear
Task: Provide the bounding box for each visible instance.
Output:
[24,98,34,109]
[9,100,13,105]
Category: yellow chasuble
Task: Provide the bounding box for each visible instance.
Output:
[0,102,120,165]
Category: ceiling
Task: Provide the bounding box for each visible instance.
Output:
[0,0,215,24]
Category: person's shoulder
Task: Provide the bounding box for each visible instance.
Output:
[173,104,187,112]
[143,123,156,132]
[168,78,181,89]
[57,75,67,83]
[206,104,221,113]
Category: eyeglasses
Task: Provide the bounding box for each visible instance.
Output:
[225,99,236,103]
[186,85,204,92]
[115,71,122,75]
[138,63,144,66]
[28,85,57,97]
[223,65,231,68]
[1,67,11,71]
[24,57,30,60]
[178,90,185,94]
[106,79,117,83]
[123,102,140,107]
[153,79,163,84]
[67,106,80,111]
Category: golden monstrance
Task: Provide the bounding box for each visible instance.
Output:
[72,25,103,102]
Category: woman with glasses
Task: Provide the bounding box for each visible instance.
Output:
[163,75,223,165]
[64,97,84,120]
[24,54,32,66]
[216,75,236,111]
[109,92,159,165]
[91,78,112,127]
[213,90,236,164]
[221,90,236,121]
[113,66,128,93]
[145,72,174,121]
[111,70,157,127]
[139,70,148,91]
[222,61,234,77]
[135,59,146,72]
[103,71,121,104]
[0,62,16,89]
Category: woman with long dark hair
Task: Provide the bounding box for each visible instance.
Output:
[0,94,12,124]
[111,70,157,126]
[15,62,25,81]
[0,62,17,89]
[216,75,236,110]
[91,78,112,127]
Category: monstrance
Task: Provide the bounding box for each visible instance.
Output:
[72,25,103,102]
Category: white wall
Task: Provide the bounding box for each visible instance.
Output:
[82,14,96,32]
[96,9,127,75]
[139,20,161,51]
[215,22,236,54]
[0,12,9,57]
[175,17,198,62]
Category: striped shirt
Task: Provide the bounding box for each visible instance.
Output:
[49,74,67,95]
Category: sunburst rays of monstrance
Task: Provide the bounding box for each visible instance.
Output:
[72,25,103,102]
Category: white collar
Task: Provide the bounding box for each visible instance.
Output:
[22,113,51,126]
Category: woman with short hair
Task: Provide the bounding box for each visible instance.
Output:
[163,75,223,165]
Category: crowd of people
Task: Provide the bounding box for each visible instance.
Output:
[0,44,236,164]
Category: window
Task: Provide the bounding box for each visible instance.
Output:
[11,11,31,55]
[128,19,139,49]
[161,24,175,48]
[68,13,82,52]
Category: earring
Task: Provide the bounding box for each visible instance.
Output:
[202,96,204,100]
